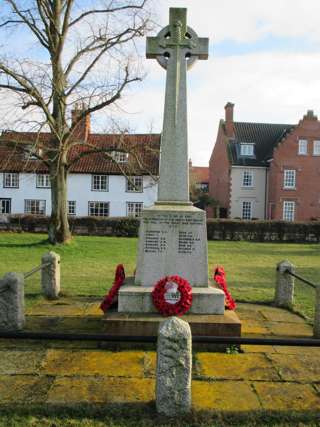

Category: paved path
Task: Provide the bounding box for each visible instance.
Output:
[0,299,319,412]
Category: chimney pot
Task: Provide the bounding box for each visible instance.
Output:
[224,102,235,137]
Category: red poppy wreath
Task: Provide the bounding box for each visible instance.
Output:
[100,264,126,313]
[151,275,192,316]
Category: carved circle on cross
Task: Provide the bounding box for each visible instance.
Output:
[155,25,199,70]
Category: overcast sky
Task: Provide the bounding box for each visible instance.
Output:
[121,0,320,166]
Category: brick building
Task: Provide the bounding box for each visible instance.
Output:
[209,103,320,221]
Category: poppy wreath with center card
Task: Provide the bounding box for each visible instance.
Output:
[151,275,192,316]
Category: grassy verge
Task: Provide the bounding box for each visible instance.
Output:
[0,406,319,427]
[0,232,319,319]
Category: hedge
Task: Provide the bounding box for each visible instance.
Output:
[1,215,320,242]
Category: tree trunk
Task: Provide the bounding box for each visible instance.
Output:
[48,162,71,244]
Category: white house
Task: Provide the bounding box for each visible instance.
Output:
[0,172,158,217]
[0,111,160,218]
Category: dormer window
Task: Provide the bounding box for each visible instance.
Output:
[240,144,254,156]
[24,145,42,160]
[111,151,128,163]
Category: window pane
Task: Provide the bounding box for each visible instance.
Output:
[24,199,46,215]
[0,199,11,214]
[92,175,108,191]
[88,201,109,217]
[313,141,320,155]
[298,140,308,155]
[283,201,295,221]
[283,170,296,189]
[4,173,19,188]
[240,144,254,156]
[67,201,76,215]
[127,176,143,192]
[36,174,50,188]
[242,201,252,219]
[242,170,253,187]
[127,202,143,217]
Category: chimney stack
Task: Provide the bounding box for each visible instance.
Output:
[71,103,91,141]
[224,102,235,137]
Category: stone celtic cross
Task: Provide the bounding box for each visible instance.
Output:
[147,8,208,203]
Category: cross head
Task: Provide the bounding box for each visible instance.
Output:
[146,8,208,69]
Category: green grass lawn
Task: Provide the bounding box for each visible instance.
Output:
[0,232,319,320]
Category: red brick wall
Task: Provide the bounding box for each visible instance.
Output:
[209,121,230,216]
[268,113,320,221]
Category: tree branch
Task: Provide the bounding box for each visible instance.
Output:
[69,1,147,27]
[5,0,49,49]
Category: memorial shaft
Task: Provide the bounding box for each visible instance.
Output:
[146,8,209,203]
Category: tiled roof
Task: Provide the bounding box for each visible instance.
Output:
[0,132,160,175]
[190,166,209,183]
[228,121,295,166]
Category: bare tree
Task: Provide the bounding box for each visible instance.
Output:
[0,0,153,244]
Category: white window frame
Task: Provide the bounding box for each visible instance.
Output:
[283,169,296,189]
[242,170,254,187]
[127,202,143,217]
[92,174,108,192]
[240,144,254,156]
[298,139,308,155]
[313,140,320,156]
[24,199,46,215]
[242,201,252,220]
[111,151,129,163]
[88,201,109,217]
[67,201,76,216]
[3,173,19,188]
[0,198,11,214]
[126,176,143,193]
[283,201,295,221]
[36,174,51,188]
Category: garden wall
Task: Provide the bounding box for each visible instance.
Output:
[0,215,320,242]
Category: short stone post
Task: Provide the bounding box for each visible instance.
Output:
[0,272,25,331]
[156,317,192,416]
[274,260,295,309]
[313,286,320,338]
[41,252,60,299]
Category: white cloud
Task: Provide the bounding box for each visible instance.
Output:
[117,50,320,165]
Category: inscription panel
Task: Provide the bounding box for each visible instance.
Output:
[136,208,209,287]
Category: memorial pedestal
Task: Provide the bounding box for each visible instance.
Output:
[118,204,225,315]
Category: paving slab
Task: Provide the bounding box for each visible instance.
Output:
[0,350,46,375]
[47,377,155,404]
[265,322,313,337]
[241,345,276,354]
[268,353,320,383]
[29,303,86,317]
[259,309,307,323]
[240,319,269,335]
[192,380,261,411]
[253,382,320,410]
[0,375,52,404]
[41,349,145,378]
[196,353,280,381]
[273,346,320,356]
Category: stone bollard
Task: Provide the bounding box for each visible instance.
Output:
[0,272,25,331]
[274,260,295,309]
[313,286,320,338]
[41,252,60,299]
[156,317,192,416]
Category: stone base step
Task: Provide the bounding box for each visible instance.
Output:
[118,282,225,315]
[102,311,241,338]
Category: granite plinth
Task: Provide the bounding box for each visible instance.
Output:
[118,283,225,315]
[135,204,209,287]
[102,311,241,338]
